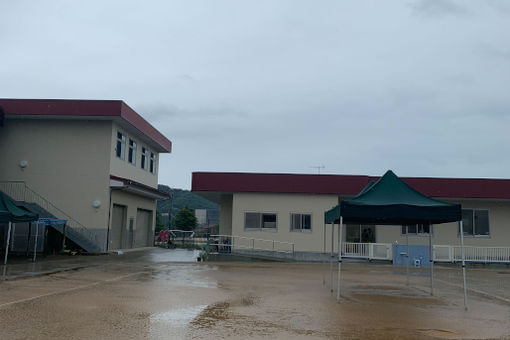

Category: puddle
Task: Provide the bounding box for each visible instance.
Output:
[147,265,218,288]
[149,249,202,263]
[351,293,446,305]
[150,305,207,325]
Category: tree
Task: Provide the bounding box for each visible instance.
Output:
[174,206,198,231]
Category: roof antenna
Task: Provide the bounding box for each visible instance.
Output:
[310,165,325,175]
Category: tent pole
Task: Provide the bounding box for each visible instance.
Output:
[323,223,326,285]
[406,225,409,286]
[330,222,334,293]
[33,222,39,262]
[429,224,434,296]
[4,222,12,265]
[337,217,343,301]
[459,220,468,310]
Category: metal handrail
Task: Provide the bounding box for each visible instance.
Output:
[0,181,100,247]
[211,234,294,246]
[209,234,295,254]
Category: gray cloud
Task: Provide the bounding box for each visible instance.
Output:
[408,0,469,17]
[1,0,509,188]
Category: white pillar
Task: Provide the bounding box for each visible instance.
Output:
[323,223,326,285]
[406,225,409,286]
[337,217,343,301]
[459,220,468,310]
[330,222,334,293]
[4,222,12,265]
[429,224,434,296]
[33,222,39,262]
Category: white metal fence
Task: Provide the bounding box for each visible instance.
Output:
[434,245,510,263]
[342,242,510,263]
[342,242,393,260]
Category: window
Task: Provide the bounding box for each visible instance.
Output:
[141,147,148,170]
[116,132,126,160]
[290,213,311,232]
[460,209,489,237]
[150,152,156,174]
[128,139,137,165]
[401,224,432,235]
[244,212,277,230]
[346,225,375,243]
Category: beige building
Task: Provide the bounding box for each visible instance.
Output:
[0,99,171,252]
[192,172,510,260]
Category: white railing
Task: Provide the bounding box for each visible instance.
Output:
[434,245,510,263]
[209,234,295,255]
[342,242,510,263]
[0,181,100,249]
[342,242,393,260]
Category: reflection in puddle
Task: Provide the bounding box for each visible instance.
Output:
[150,305,207,325]
[149,249,202,263]
[148,265,218,288]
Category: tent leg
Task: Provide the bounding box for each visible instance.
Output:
[337,217,343,301]
[4,222,12,265]
[406,225,409,286]
[429,225,434,296]
[330,222,334,293]
[459,220,468,310]
[323,223,326,285]
[33,222,39,262]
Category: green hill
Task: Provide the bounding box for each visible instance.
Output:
[157,185,218,227]
[157,185,218,211]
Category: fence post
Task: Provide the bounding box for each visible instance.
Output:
[369,243,374,260]
[252,238,255,251]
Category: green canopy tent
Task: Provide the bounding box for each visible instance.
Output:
[0,192,39,264]
[324,170,467,308]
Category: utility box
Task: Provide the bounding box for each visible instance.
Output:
[392,244,430,268]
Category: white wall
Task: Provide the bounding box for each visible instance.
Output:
[231,192,338,252]
[109,189,157,250]
[375,200,510,247]
[0,119,112,245]
[225,192,510,253]
[110,123,159,188]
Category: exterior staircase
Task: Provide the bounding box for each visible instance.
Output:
[0,181,103,253]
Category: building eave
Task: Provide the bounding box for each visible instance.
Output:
[110,175,170,200]
[0,98,172,153]
[192,172,510,200]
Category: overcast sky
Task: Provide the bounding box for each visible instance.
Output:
[1,1,509,189]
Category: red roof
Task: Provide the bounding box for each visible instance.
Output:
[0,98,172,152]
[192,172,510,200]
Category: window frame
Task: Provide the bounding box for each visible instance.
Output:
[401,224,433,236]
[244,211,278,232]
[346,224,377,243]
[150,152,157,174]
[141,146,148,170]
[459,208,490,238]
[116,131,126,160]
[128,139,137,165]
[290,212,312,233]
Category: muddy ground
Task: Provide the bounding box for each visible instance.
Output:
[0,248,509,339]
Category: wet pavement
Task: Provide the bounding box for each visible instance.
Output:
[1,248,510,339]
